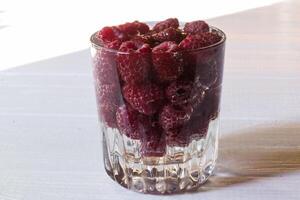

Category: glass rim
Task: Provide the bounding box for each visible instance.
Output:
[90,25,226,54]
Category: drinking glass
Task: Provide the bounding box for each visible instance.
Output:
[90,24,226,194]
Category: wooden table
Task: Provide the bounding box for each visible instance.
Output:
[0,0,299,199]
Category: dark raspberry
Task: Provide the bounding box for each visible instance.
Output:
[97,26,128,43]
[131,33,156,47]
[117,40,152,83]
[141,126,165,157]
[179,32,222,50]
[188,117,209,140]
[193,86,221,120]
[152,28,184,43]
[123,84,164,115]
[152,41,184,82]
[194,61,218,88]
[165,115,209,147]
[152,18,179,32]
[116,104,151,139]
[165,80,192,105]
[93,50,119,85]
[159,105,192,130]
[165,128,190,147]
[183,20,209,35]
[165,80,206,106]
[118,21,150,35]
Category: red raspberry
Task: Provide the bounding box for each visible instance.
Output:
[179,32,222,50]
[97,26,128,43]
[183,20,209,35]
[95,83,121,128]
[93,50,119,85]
[122,84,164,115]
[98,103,118,128]
[152,28,184,43]
[165,80,206,107]
[104,40,122,49]
[159,105,192,130]
[141,126,165,157]
[116,104,151,139]
[152,18,179,32]
[193,86,221,120]
[117,40,152,83]
[118,21,150,35]
[95,84,120,105]
[152,41,184,82]
[119,40,151,53]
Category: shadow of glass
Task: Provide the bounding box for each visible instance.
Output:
[0,25,8,30]
[200,123,300,191]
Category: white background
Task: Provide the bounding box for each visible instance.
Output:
[0,0,282,71]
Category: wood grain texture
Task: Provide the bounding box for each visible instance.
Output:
[0,1,300,199]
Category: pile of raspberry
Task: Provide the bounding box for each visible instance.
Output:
[93,18,222,157]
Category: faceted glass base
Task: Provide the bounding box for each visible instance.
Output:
[102,117,219,194]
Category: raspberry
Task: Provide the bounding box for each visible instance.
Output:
[195,61,218,88]
[95,84,121,106]
[152,41,179,53]
[131,33,156,46]
[122,84,164,115]
[152,41,184,82]
[193,86,221,120]
[164,116,209,146]
[118,21,150,35]
[152,18,179,32]
[152,28,184,43]
[105,40,122,49]
[183,20,209,35]
[165,128,190,147]
[117,40,152,83]
[119,40,151,53]
[141,126,165,157]
[165,80,206,106]
[95,84,121,128]
[159,105,192,130]
[97,26,128,43]
[179,32,222,50]
[116,104,151,139]
[188,117,209,140]
[93,50,119,85]
[95,83,121,128]
[98,103,118,128]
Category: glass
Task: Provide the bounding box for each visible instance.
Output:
[90,24,226,194]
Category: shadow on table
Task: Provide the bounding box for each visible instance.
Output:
[200,122,300,191]
[0,10,8,30]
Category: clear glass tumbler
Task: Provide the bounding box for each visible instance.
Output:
[90,24,226,194]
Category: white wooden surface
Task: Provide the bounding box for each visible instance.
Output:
[1,1,300,199]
